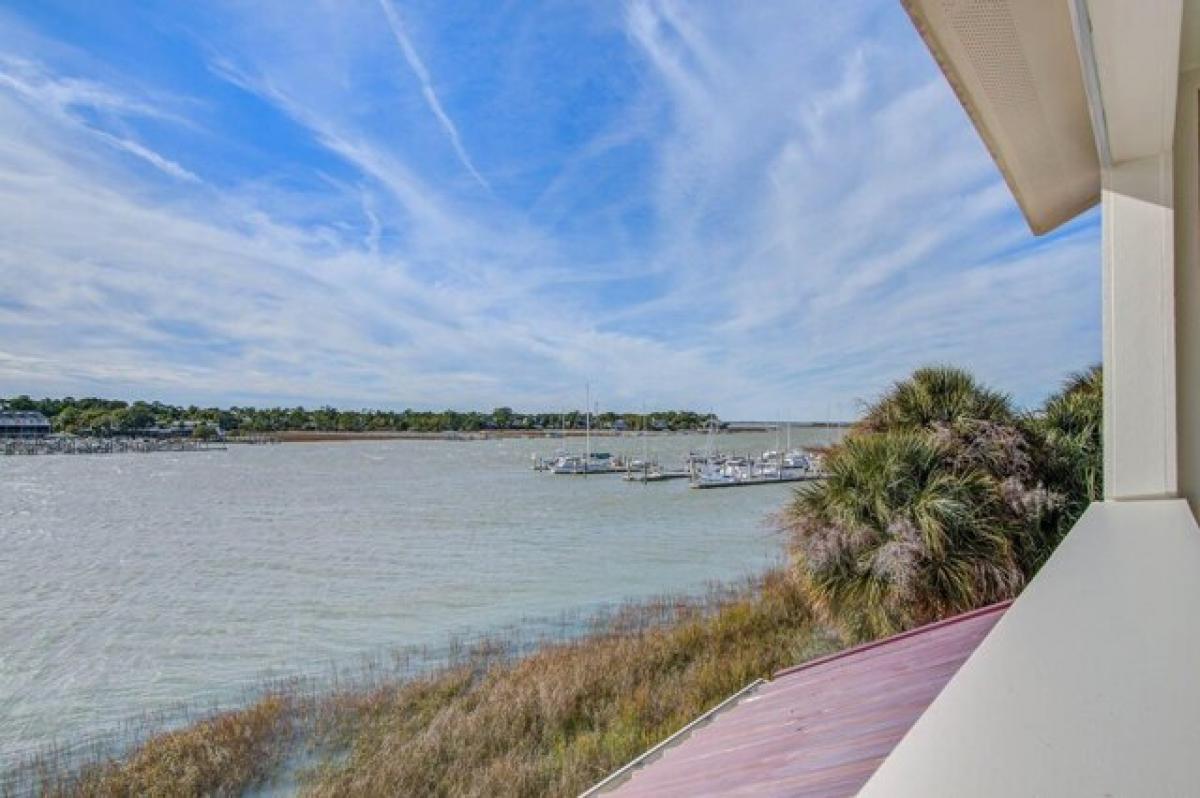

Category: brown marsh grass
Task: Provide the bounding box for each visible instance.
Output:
[303,570,838,796]
[14,571,840,797]
[34,695,293,797]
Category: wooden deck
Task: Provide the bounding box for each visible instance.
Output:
[594,601,1009,797]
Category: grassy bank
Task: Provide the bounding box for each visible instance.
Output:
[37,697,294,798]
[25,572,839,797]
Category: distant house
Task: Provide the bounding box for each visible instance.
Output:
[0,411,51,439]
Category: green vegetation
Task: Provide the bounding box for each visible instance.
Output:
[782,365,1103,642]
[18,365,1102,797]
[0,396,715,436]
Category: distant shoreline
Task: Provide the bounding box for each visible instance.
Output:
[271,429,736,443]
[269,424,850,443]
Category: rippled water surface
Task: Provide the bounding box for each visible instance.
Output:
[0,430,841,762]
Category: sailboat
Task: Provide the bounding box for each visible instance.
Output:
[550,384,618,474]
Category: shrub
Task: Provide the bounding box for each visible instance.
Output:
[787,431,1022,641]
[859,365,1014,432]
[784,364,1101,642]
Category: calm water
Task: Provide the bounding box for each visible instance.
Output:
[0,429,840,763]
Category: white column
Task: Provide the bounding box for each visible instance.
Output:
[1079,0,1183,500]
[1102,154,1178,499]
[1176,67,1200,515]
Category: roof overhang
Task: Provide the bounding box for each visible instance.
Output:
[901,0,1101,234]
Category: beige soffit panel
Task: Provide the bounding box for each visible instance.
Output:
[902,0,1100,234]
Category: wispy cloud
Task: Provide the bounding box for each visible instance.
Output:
[94,130,201,182]
[0,54,199,182]
[376,0,490,191]
[0,1,1100,418]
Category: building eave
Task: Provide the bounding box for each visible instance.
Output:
[901,0,1101,235]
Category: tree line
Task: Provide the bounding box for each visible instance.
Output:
[0,395,717,435]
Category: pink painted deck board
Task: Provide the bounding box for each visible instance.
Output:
[603,602,1008,797]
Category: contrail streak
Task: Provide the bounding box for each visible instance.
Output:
[377,0,490,191]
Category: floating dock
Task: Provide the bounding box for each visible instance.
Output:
[690,474,825,489]
[622,470,691,482]
[1,437,229,456]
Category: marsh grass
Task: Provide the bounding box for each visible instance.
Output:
[38,695,294,798]
[7,573,839,798]
[301,571,838,796]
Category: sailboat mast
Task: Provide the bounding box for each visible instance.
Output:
[642,401,648,463]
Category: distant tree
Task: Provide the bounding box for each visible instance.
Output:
[118,403,155,432]
[192,422,217,441]
[54,406,80,433]
[492,407,514,429]
[3,394,716,438]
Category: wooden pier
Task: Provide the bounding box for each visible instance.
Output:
[1,437,229,456]
[689,474,825,489]
[622,470,692,483]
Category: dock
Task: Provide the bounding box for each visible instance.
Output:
[690,474,825,489]
[622,470,691,483]
[2,437,228,456]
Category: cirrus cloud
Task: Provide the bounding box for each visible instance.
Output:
[0,1,1099,418]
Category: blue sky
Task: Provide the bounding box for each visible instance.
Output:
[0,0,1100,419]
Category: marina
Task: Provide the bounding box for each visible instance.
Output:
[530,395,830,488]
[533,410,829,488]
[533,445,828,488]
